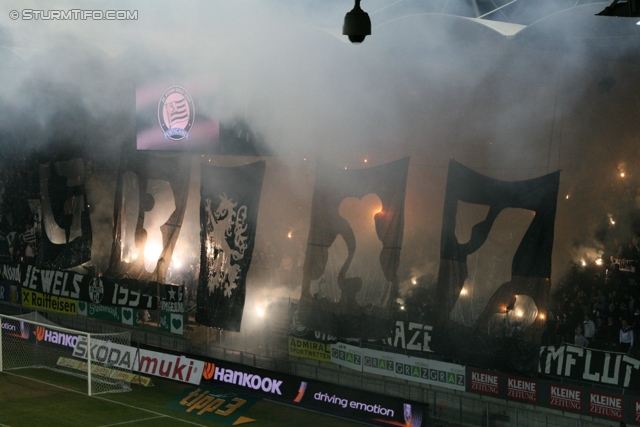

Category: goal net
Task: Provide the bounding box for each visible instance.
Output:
[0,311,132,395]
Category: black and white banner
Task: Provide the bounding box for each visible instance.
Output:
[196,161,265,331]
[22,265,157,309]
[159,283,185,313]
[539,345,640,391]
[38,158,92,269]
[0,262,22,283]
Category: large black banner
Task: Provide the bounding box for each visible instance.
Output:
[298,158,410,339]
[37,158,92,269]
[107,152,191,283]
[196,161,266,331]
[434,159,560,373]
[539,345,640,391]
[22,265,157,309]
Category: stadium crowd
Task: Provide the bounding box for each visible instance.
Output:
[543,190,640,356]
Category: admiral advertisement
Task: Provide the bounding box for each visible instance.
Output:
[288,336,331,362]
[330,342,465,391]
[198,354,429,427]
[290,315,432,357]
[21,265,157,310]
[289,301,335,362]
[539,344,640,391]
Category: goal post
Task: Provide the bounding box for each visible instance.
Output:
[0,311,132,395]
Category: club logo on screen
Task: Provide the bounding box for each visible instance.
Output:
[158,85,195,141]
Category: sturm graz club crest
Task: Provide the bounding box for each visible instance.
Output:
[204,193,248,298]
[88,278,104,304]
[158,85,195,141]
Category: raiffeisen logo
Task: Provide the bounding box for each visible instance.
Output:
[34,326,78,348]
[158,86,195,141]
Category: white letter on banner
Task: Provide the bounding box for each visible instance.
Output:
[602,354,622,385]
[545,346,565,375]
[565,346,583,377]
[393,322,406,349]
[583,350,600,382]
[622,355,640,387]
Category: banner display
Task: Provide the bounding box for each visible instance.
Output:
[435,160,560,373]
[469,369,499,396]
[288,301,338,345]
[107,153,191,284]
[506,376,538,404]
[166,385,259,425]
[160,312,184,335]
[77,301,137,326]
[56,357,152,387]
[72,337,204,385]
[21,288,77,315]
[464,366,640,423]
[22,265,157,310]
[588,391,623,420]
[549,384,582,412]
[379,320,434,354]
[366,348,465,391]
[196,161,266,332]
[33,325,78,349]
[37,158,92,270]
[0,263,22,283]
[159,283,185,314]
[0,281,20,304]
[288,336,331,362]
[538,345,640,391]
[331,342,465,391]
[298,158,410,339]
[293,378,426,426]
[331,342,363,371]
[198,354,428,427]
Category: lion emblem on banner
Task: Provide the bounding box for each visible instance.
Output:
[204,193,249,297]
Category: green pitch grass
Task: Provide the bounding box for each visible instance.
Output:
[0,369,370,427]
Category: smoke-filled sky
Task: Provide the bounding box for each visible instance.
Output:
[2,1,640,317]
